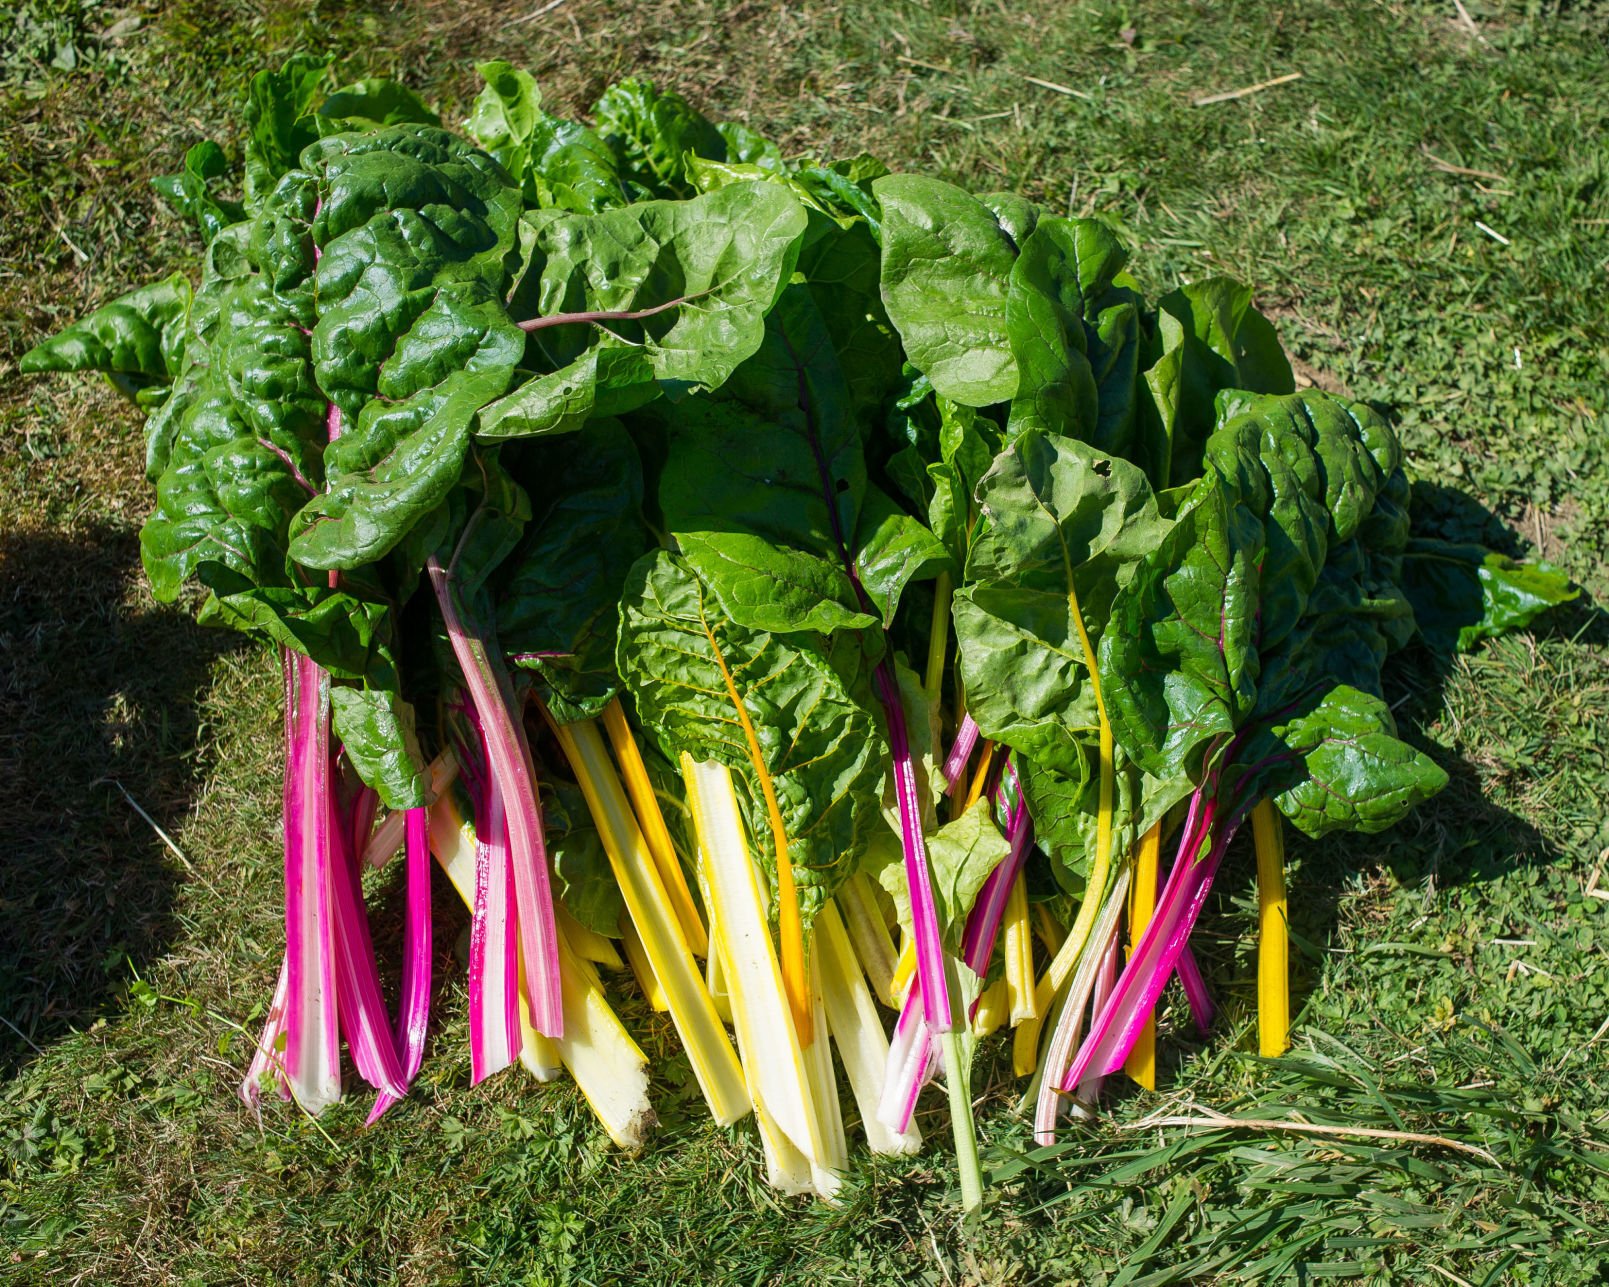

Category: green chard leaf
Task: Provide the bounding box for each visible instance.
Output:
[592,77,727,198]
[875,174,1023,407]
[479,181,808,439]
[1401,539,1579,653]
[616,551,887,922]
[465,61,626,213]
[954,429,1167,778]
[329,686,428,810]
[1004,215,1143,461]
[265,125,527,569]
[20,273,193,397]
[655,284,948,637]
[874,800,1010,955]
[1018,755,1191,899]
[318,78,441,128]
[1242,685,1447,838]
[1145,277,1294,487]
[499,421,649,723]
[242,53,330,209]
[1101,389,1446,835]
[924,397,1003,570]
[151,141,247,246]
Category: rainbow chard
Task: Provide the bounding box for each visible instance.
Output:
[617,551,886,1044]
[640,273,988,1173]
[26,55,1579,1197]
[1059,391,1452,1103]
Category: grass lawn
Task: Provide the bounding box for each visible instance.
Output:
[3,0,1607,1281]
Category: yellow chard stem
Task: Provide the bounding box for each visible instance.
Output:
[814,900,921,1155]
[972,977,1010,1039]
[697,617,813,1044]
[1003,871,1037,1024]
[890,937,917,1004]
[602,698,710,958]
[1252,800,1290,1058]
[543,712,750,1125]
[682,755,837,1198]
[1123,821,1162,1090]
[952,738,996,824]
[924,571,953,702]
[836,873,899,1008]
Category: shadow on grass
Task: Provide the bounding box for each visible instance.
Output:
[0,524,229,1075]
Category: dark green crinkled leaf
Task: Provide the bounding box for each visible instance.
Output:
[657,284,947,636]
[1102,388,1445,829]
[197,570,395,684]
[465,62,625,214]
[291,359,522,572]
[20,273,192,391]
[319,78,441,128]
[1401,539,1579,653]
[138,278,326,603]
[616,551,887,922]
[1250,686,1448,837]
[500,421,649,723]
[954,430,1167,777]
[875,174,1023,406]
[592,77,726,197]
[480,182,807,439]
[242,53,330,209]
[257,124,528,569]
[151,141,246,246]
[1145,278,1294,487]
[330,686,428,810]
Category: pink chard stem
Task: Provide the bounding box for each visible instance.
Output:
[940,713,981,796]
[1073,930,1123,1108]
[281,650,341,1114]
[329,791,410,1099]
[467,754,523,1084]
[874,661,952,1033]
[427,555,563,1039]
[240,955,292,1111]
[878,981,938,1134]
[1034,874,1129,1145]
[961,789,1030,973]
[369,807,435,1123]
[1061,790,1239,1090]
[1175,944,1215,1036]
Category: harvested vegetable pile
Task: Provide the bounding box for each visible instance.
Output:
[23,56,1578,1208]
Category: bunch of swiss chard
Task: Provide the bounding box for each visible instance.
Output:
[24,56,1577,1206]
